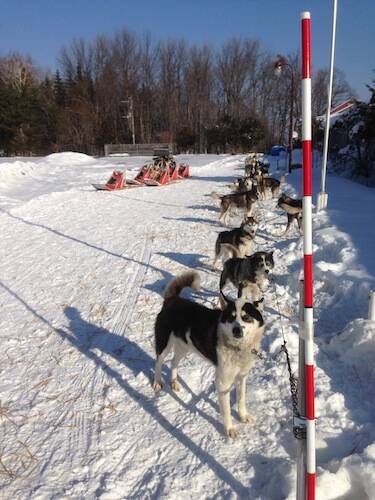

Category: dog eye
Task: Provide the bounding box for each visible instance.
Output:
[242,314,253,322]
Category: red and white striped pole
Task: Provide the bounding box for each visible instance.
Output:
[301,11,316,500]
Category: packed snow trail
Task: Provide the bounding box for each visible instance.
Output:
[0,154,374,499]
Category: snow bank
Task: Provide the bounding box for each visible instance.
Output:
[326,319,375,380]
[319,444,375,500]
[43,152,96,166]
[0,159,38,181]
[313,226,372,334]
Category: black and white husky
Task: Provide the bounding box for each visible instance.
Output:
[213,217,259,268]
[153,271,265,438]
[220,251,274,303]
[277,193,303,234]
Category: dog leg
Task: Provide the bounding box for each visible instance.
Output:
[170,348,185,392]
[224,209,231,227]
[297,214,303,235]
[213,248,221,270]
[216,379,236,438]
[236,375,253,424]
[220,209,226,226]
[252,284,263,302]
[246,206,253,218]
[153,341,172,391]
[284,214,293,234]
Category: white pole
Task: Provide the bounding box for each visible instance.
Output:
[317,0,338,211]
[369,290,375,321]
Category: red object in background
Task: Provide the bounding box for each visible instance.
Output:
[104,171,125,190]
[92,170,125,191]
[179,164,190,178]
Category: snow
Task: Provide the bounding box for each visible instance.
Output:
[0,152,374,498]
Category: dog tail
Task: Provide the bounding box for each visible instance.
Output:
[164,271,201,300]
[221,243,240,258]
[210,191,222,201]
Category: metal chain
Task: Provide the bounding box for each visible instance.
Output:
[279,342,299,419]
[271,280,304,437]
[258,199,306,439]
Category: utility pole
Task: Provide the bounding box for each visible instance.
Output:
[121,97,136,145]
[274,56,296,174]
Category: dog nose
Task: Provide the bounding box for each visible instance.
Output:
[233,326,243,338]
[265,270,269,274]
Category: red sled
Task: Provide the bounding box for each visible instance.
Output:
[126,166,149,186]
[92,170,141,191]
[178,164,190,178]
[143,168,171,186]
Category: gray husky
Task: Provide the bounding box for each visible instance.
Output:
[220,251,274,304]
[211,188,259,226]
[213,217,259,268]
[277,194,303,234]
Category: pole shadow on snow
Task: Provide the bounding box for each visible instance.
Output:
[157,251,212,273]
[110,193,185,209]
[0,208,171,289]
[163,215,222,227]
[155,251,219,301]
[0,209,223,303]
[243,453,292,499]
[0,280,249,496]
[187,204,220,213]
[191,175,235,183]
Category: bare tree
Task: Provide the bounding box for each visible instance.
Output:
[313,67,354,116]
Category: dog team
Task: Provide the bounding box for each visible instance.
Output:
[152,153,303,438]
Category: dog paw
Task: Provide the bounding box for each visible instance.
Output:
[226,428,238,439]
[240,414,254,424]
[171,380,181,392]
[152,381,163,392]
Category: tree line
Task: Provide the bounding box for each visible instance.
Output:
[0,29,354,156]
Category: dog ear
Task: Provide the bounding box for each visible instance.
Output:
[253,298,264,311]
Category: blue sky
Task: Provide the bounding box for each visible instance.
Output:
[0,0,374,100]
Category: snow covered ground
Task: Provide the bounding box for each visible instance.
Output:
[0,152,374,499]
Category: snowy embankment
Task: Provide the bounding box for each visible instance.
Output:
[0,153,374,499]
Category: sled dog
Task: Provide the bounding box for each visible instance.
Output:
[213,217,259,268]
[228,176,253,193]
[277,193,303,234]
[257,177,281,199]
[220,251,274,303]
[153,271,265,438]
[211,188,258,226]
